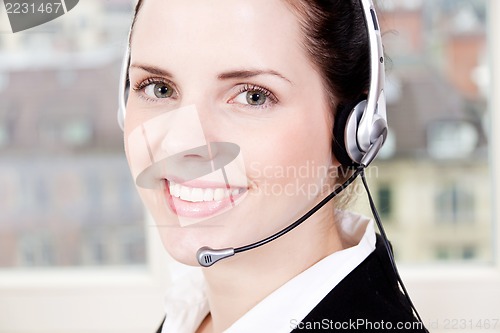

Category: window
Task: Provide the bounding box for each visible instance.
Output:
[0,100,16,148]
[434,244,479,261]
[427,120,480,159]
[377,184,393,219]
[18,232,55,266]
[435,182,475,224]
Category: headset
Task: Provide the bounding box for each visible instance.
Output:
[117,0,426,329]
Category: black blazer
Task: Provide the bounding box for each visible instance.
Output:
[290,235,428,332]
[156,235,428,333]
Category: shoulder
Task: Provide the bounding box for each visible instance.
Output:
[291,235,428,332]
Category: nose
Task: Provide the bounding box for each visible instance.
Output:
[160,104,211,160]
[157,104,227,182]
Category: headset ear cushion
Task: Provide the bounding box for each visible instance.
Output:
[332,101,359,168]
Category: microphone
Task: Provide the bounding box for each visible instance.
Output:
[196,167,364,267]
[197,247,235,266]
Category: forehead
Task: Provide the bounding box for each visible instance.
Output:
[130,0,306,74]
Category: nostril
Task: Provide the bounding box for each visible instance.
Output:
[183,153,210,159]
[179,144,214,160]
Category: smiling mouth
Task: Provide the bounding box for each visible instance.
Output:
[164,179,248,220]
[168,180,245,203]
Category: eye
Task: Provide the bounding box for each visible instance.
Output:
[239,90,267,106]
[132,78,177,101]
[145,82,174,99]
[232,84,277,108]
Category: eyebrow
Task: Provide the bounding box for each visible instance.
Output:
[129,64,174,78]
[218,70,293,85]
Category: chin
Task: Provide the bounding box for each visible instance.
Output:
[159,239,199,266]
[169,250,201,266]
[156,228,214,267]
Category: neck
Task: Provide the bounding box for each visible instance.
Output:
[200,207,343,333]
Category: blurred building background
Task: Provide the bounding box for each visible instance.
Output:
[0,0,493,267]
[362,0,491,263]
[0,0,146,267]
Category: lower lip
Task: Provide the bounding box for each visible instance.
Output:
[164,181,247,219]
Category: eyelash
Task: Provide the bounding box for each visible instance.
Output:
[234,84,279,109]
[132,77,175,102]
[132,78,279,108]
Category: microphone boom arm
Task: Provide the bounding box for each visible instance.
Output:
[196,167,364,267]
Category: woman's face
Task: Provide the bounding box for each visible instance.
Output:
[124,0,337,265]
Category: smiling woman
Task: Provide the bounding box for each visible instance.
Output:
[119,0,427,332]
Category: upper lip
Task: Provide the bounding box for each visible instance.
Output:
[165,176,248,190]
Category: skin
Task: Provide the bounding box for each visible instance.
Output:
[124,0,345,331]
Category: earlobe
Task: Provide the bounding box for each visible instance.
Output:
[329,157,342,169]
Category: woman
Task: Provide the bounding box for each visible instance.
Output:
[121,0,428,332]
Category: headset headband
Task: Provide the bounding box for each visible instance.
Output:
[117,31,130,130]
[355,0,387,162]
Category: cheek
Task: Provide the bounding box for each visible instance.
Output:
[244,112,333,190]
[134,186,170,227]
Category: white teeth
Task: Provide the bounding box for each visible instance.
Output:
[168,180,243,203]
[214,188,225,201]
[169,183,182,198]
[203,188,214,202]
[180,186,191,201]
[191,188,204,202]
